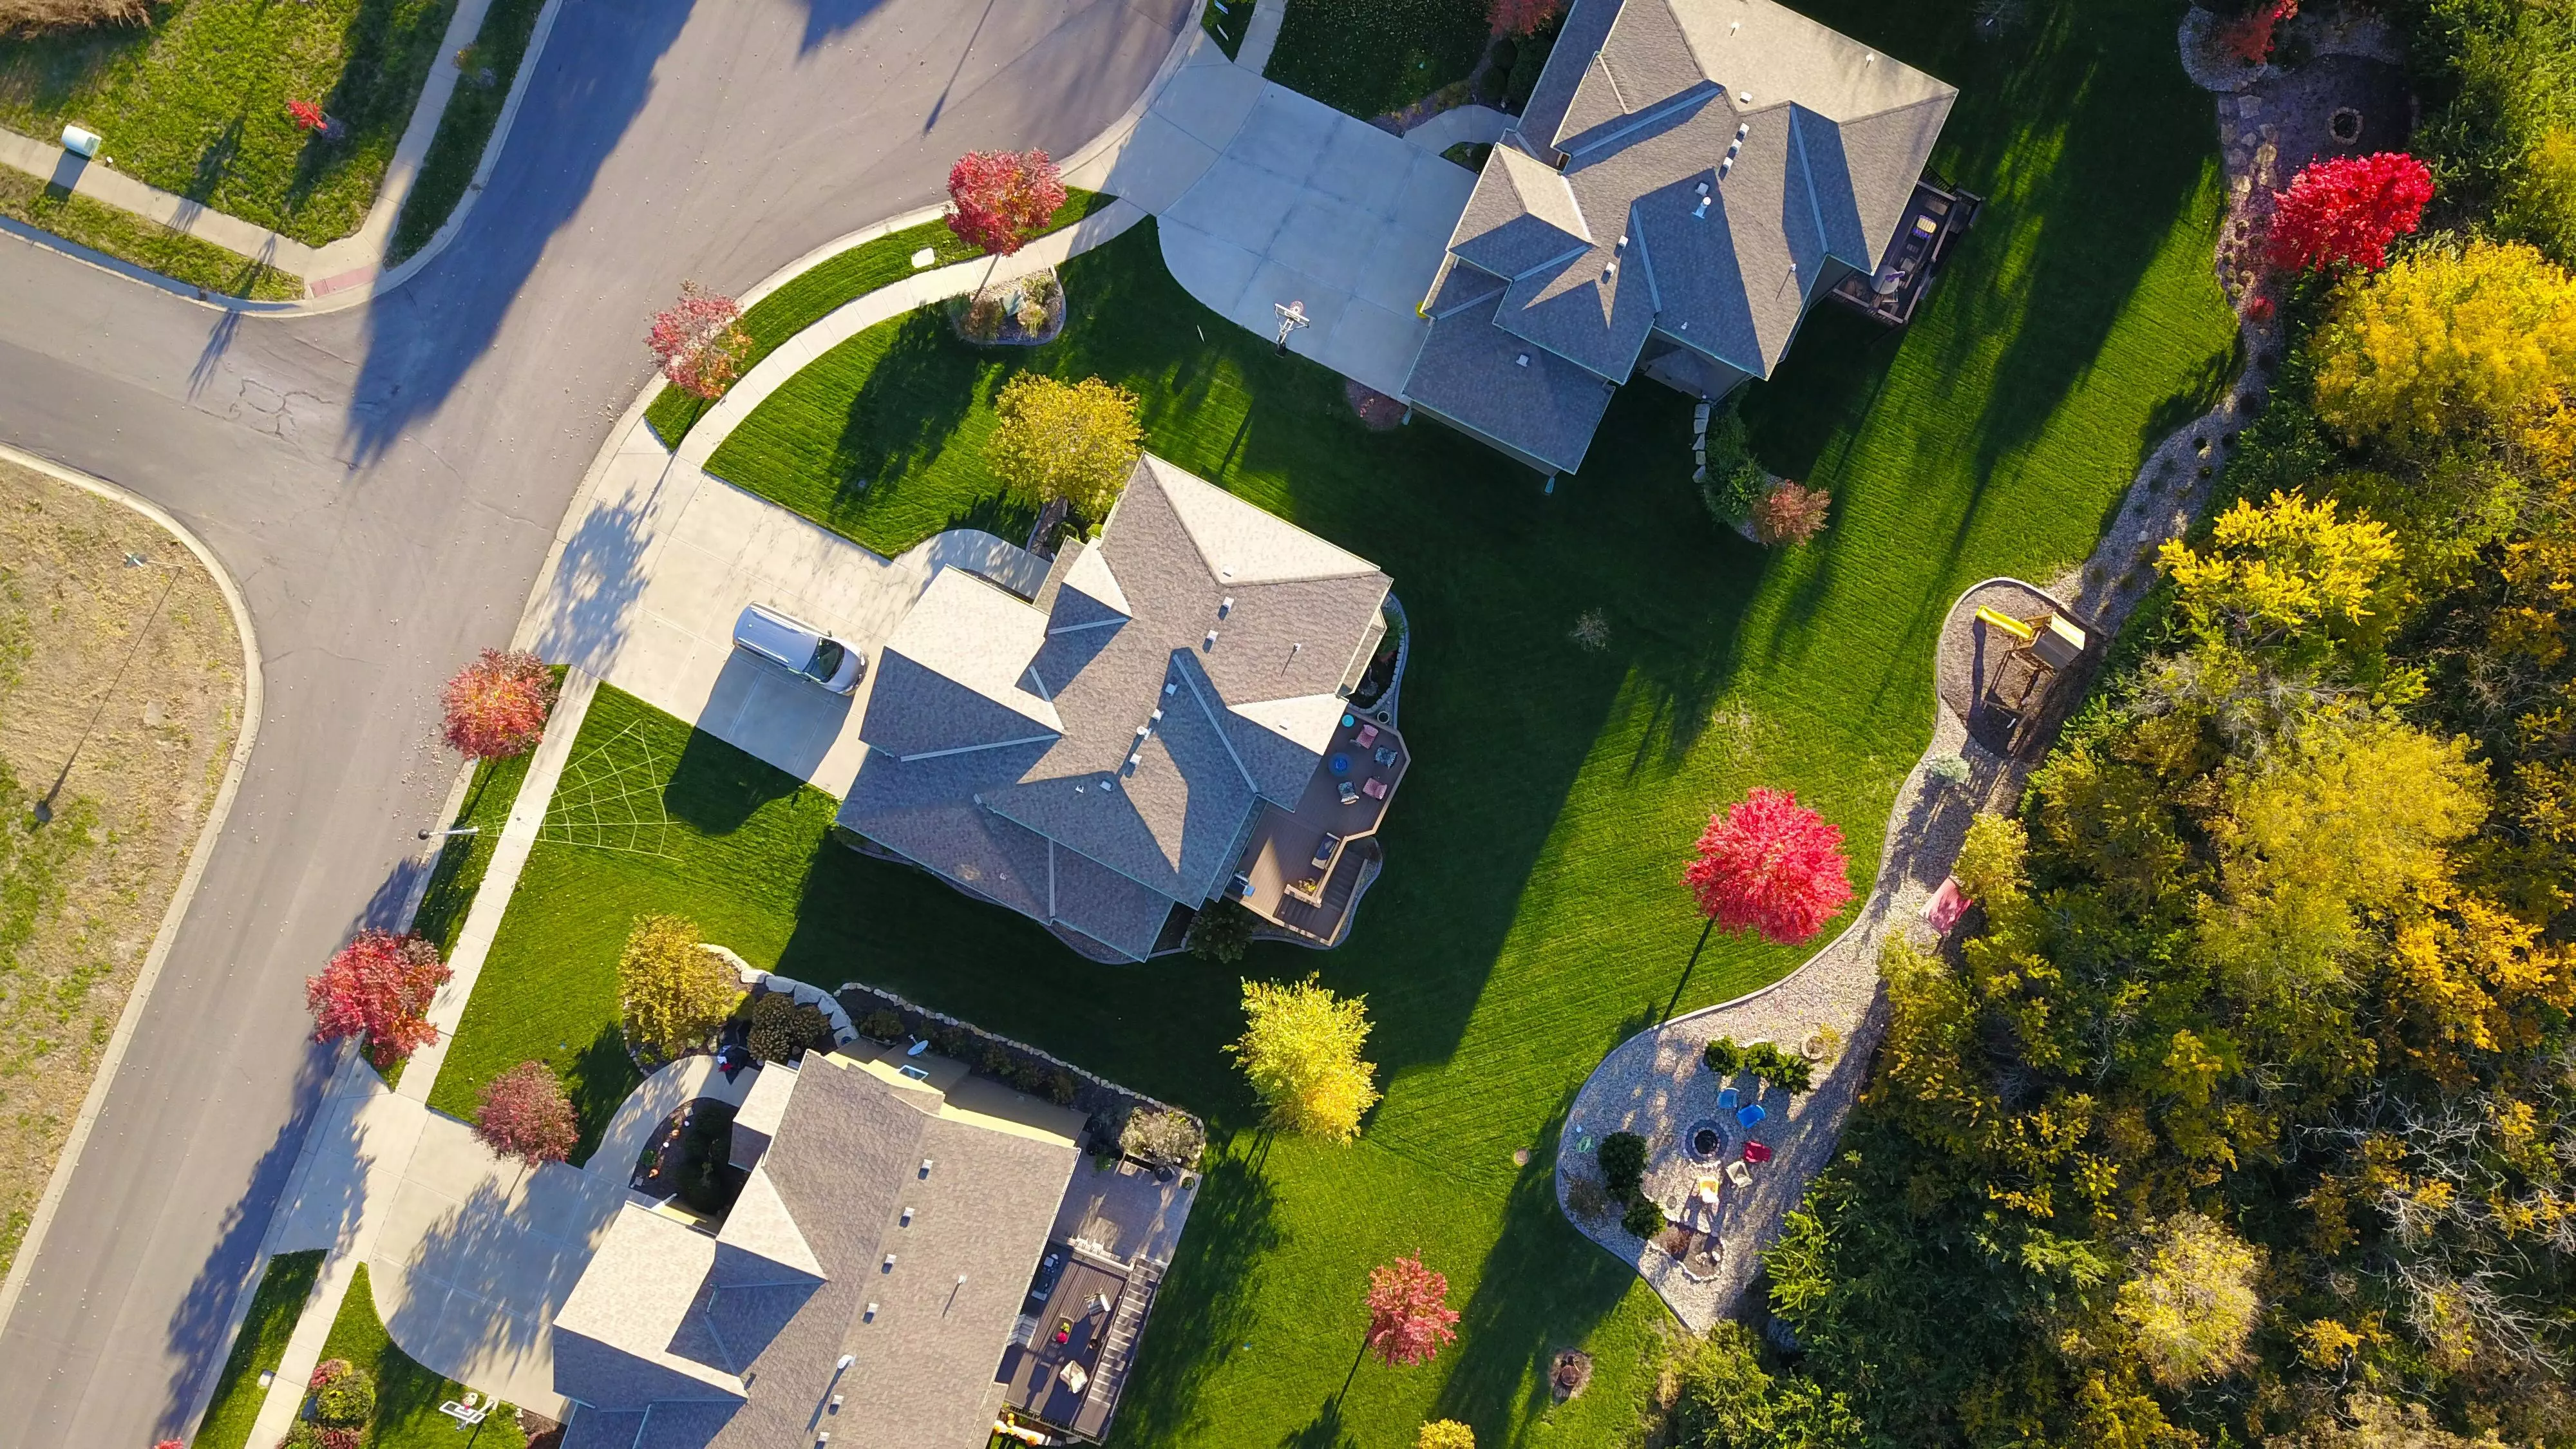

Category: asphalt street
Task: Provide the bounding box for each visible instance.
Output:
[0,0,1189,1441]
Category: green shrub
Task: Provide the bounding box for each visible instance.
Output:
[676,1101,742,1216]
[311,1361,375,1426]
[1701,460,1767,526]
[1186,898,1258,963]
[1043,1070,1079,1106]
[743,991,831,1063]
[1503,19,1558,109]
[858,1008,905,1042]
[981,1043,1018,1078]
[1010,1057,1048,1094]
[1703,1037,1745,1076]
[1598,1132,1649,1198]
[929,1025,974,1058]
[1121,1106,1204,1169]
[1622,1194,1667,1239]
[1711,1037,1814,1093]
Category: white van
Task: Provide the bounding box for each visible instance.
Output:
[732,603,864,694]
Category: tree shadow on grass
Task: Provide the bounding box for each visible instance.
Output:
[1105,1144,1285,1445]
[287,0,457,217]
[1431,1097,1644,1441]
[567,1021,642,1166]
[663,719,803,835]
[817,309,985,533]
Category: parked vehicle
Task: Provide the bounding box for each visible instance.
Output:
[732,603,864,693]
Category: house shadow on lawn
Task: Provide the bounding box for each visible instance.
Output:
[1108,1143,1286,1446]
[663,712,806,835]
[567,1023,642,1166]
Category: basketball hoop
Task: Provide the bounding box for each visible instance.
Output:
[1273,299,1310,354]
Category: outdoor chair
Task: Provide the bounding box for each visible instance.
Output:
[1736,1103,1766,1128]
[1363,777,1389,800]
[1357,723,1379,748]
[1716,1087,1739,1110]
[1374,746,1399,766]
[1742,1141,1773,1166]
[1339,781,1361,804]
[1725,1160,1753,1188]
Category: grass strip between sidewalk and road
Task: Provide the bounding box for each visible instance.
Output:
[189,1249,323,1449]
[641,187,1117,447]
[312,1262,527,1448]
[0,0,460,245]
[1202,0,1256,59]
[388,0,548,265]
[0,168,301,299]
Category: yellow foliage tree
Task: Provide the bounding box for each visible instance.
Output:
[2112,1213,2264,1387]
[1416,1420,1476,1449]
[2157,491,2399,643]
[2311,239,2576,453]
[984,373,1144,522]
[2387,885,2576,1075]
[617,913,741,1062]
[1228,974,1381,1141]
[2503,127,2576,270]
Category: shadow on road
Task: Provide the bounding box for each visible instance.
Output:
[152,1041,348,1440]
[341,0,699,462]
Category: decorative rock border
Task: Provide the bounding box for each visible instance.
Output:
[703,943,858,1045]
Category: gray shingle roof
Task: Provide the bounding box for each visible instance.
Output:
[1403,0,1954,471]
[840,457,1392,957]
[553,1055,1081,1449]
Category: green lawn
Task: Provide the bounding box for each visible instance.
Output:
[1202,0,1256,60]
[0,167,300,298]
[642,188,1120,446]
[388,0,544,263]
[0,0,457,245]
[1264,0,1494,121]
[456,0,2236,1442]
[192,1249,323,1449]
[310,1263,527,1449]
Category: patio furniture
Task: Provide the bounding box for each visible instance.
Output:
[1357,723,1379,748]
[1716,1086,1739,1110]
[1374,745,1399,766]
[1925,876,1970,934]
[1339,781,1361,804]
[1736,1103,1766,1128]
[1724,1160,1752,1188]
[1362,777,1389,800]
[1311,834,1341,871]
[1742,1141,1773,1165]
[1330,753,1350,774]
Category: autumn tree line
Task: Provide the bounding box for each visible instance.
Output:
[1727,5,2576,1447]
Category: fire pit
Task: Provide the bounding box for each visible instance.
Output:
[1683,1118,1732,1163]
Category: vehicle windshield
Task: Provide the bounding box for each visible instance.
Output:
[807,638,846,680]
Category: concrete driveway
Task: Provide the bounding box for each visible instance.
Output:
[529,431,1048,796]
[1092,38,1479,398]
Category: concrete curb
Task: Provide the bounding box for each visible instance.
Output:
[0,443,267,1343]
[0,0,569,316]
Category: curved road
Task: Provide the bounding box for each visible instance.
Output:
[0,0,1188,1441]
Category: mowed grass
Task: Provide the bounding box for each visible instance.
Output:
[191,1249,322,1449]
[461,0,2237,1442]
[642,189,1119,446]
[311,1263,527,1449]
[0,0,457,244]
[0,166,300,298]
[387,0,542,263]
[1265,0,1493,120]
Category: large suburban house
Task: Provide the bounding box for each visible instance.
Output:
[1401,0,1962,475]
[835,454,1408,961]
[555,1041,1192,1448]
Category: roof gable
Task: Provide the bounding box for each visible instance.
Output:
[1449,145,1595,279]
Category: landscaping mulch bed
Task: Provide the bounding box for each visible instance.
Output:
[1343,379,1405,430]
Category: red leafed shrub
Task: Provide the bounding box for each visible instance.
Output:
[944,148,1067,258]
[286,99,327,132]
[155,1441,185,1449]
[1750,479,1831,547]
[306,931,450,1068]
[2218,0,2295,63]
[2245,293,2277,321]
[440,647,554,760]
[1685,788,1855,945]
[1363,1255,1460,1367]
[476,1060,578,1165]
[647,281,752,400]
[1491,0,1563,36]
[2265,152,2435,274]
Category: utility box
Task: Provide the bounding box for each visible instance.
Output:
[60,125,100,158]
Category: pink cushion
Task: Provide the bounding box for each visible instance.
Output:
[1924,877,1971,934]
[1363,777,1389,799]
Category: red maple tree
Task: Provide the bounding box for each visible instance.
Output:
[2264,151,2435,274]
[1491,0,1564,37]
[475,1061,578,1166]
[647,281,752,400]
[306,930,450,1069]
[943,149,1067,258]
[440,648,554,760]
[1363,1255,1460,1368]
[286,99,328,133]
[1685,788,1854,946]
